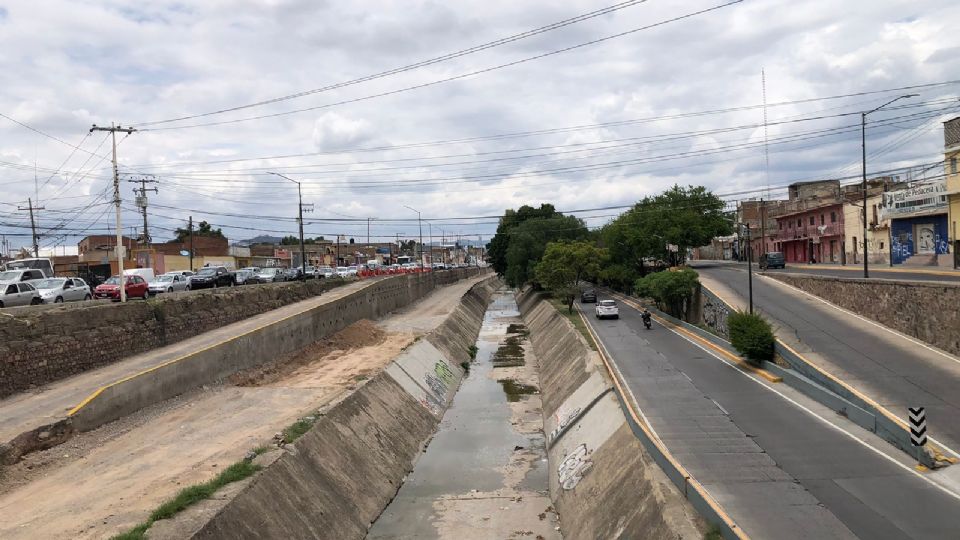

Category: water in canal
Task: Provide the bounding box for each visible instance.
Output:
[367,288,560,539]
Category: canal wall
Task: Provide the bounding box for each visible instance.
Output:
[146,276,501,540]
[517,290,705,540]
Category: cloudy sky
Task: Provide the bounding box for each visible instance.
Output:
[1,0,959,254]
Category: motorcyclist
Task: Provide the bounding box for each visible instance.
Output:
[641,308,652,329]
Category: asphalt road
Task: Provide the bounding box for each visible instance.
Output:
[691,261,960,452]
[578,297,960,539]
[712,260,960,283]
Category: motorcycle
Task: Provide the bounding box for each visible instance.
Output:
[642,313,652,330]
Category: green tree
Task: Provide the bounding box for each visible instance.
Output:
[598,263,637,293]
[173,220,225,242]
[503,214,588,287]
[487,204,561,276]
[603,185,731,271]
[535,240,606,313]
[635,268,700,320]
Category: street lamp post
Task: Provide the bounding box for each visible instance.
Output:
[404,205,423,268]
[861,94,917,278]
[268,172,308,279]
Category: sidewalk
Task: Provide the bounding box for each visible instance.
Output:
[0,279,375,446]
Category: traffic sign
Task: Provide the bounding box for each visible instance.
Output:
[909,407,927,446]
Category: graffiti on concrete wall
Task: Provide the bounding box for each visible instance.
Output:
[419,359,458,415]
[701,290,731,339]
[548,406,582,445]
[558,443,593,490]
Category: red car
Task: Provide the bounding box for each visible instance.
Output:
[93,275,150,300]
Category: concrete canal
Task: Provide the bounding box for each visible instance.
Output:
[367,287,560,539]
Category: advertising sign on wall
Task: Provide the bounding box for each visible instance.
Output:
[881,180,947,219]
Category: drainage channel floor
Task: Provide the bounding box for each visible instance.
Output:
[367,288,561,539]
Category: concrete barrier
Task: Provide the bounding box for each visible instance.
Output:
[516,290,706,540]
[67,269,489,433]
[145,277,500,540]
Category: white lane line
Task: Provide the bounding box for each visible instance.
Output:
[759,273,960,367]
[711,398,729,415]
[664,321,960,503]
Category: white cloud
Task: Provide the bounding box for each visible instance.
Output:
[1,0,959,250]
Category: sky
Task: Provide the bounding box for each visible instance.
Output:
[2,0,959,255]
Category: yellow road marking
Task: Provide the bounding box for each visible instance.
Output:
[67,279,377,417]
[575,307,750,540]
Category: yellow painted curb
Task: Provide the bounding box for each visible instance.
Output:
[574,307,750,540]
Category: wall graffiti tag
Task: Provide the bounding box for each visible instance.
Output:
[418,359,457,416]
[558,443,593,490]
[548,407,582,444]
[702,294,731,339]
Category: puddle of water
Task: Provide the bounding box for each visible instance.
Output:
[497,379,538,402]
[367,289,551,539]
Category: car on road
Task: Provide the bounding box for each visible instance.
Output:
[148,274,190,294]
[256,268,283,283]
[94,275,150,300]
[190,266,235,289]
[0,282,41,307]
[317,266,335,278]
[595,299,619,320]
[580,290,597,303]
[31,277,92,303]
[0,269,47,285]
[336,266,350,278]
[759,251,786,270]
[283,267,302,281]
[347,266,358,276]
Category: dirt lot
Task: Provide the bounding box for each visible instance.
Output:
[0,276,486,540]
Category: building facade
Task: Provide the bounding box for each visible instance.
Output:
[945,117,960,268]
[881,179,951,266]
[772,181,845,264]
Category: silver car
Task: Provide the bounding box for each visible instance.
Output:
[256,268,283,283]
[0,282,41,308]
[31,277,92,303]
[149,274,191,294]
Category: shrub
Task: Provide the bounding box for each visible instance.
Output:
[728,311,774,363]
[634,268,699,320]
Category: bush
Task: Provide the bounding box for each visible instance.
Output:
[634,268,699,320]
[728,311,774,363]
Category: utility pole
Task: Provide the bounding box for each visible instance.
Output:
[91,123,136,302]
[128,175,158,244]
[188,216,195,271]
[746,223,754,314]
[759,198,766,256]
[404,206,423,268]
[268,173,311,278]
[17,198,44,257]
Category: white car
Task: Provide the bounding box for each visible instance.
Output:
[149,274,191,294]
[595,299,619,320]
[317,266,335,278]
[336,266,350,278]
[0,282,41,307]
[31,277,92,303]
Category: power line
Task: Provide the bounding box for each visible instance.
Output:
[137,1,745,131]
[134,0,653,126]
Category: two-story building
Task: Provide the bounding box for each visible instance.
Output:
[881,179,951,266]
[772,181,845,264]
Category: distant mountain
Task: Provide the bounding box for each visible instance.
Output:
[234,235,283,247]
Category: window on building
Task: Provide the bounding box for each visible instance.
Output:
[820,214,825,225]
[778,221,782,230]
[952,157,958,174]
[831,211,836,223]
[880,242,884,250]
[809,216,815,225]
[797,219,802,227]
[872,205,878,226]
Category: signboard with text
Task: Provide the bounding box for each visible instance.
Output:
[881,180,947,219]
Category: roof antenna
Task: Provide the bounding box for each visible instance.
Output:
[762,68,771,200]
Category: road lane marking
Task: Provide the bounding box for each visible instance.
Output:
[574,304,750,540]
[711,398,729,415]
[658,312,960,503]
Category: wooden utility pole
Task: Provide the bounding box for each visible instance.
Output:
[90,123,136,302]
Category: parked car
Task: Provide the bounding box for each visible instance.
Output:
[580,290,597,303]
[336,266,350,278]
[190,266,235,289]
[94,275,149,300]
[317,266,335,278]
[148,274,190,294]
[240,266,261,274]
[233,269,256,285]
[595,299,619,320]
[0,269,47,284]
[163,270,195,286]
[759,251,786,270]
[256,268,284,283]
[0,282,41,307]
[31,277,92,303]
[347,266,358,276]
[303,265,317,279]
[283,267,302,281]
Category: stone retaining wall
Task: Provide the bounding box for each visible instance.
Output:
[766,273,960,356]
[0,270,483,399]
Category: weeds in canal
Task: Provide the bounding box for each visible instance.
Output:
[109,457,262,540]
[493,335,526,367]
[468,345,479,359]
[282,417,316,444]
[704,524,723,540]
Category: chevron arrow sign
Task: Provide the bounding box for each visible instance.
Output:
[909,407,927,447]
